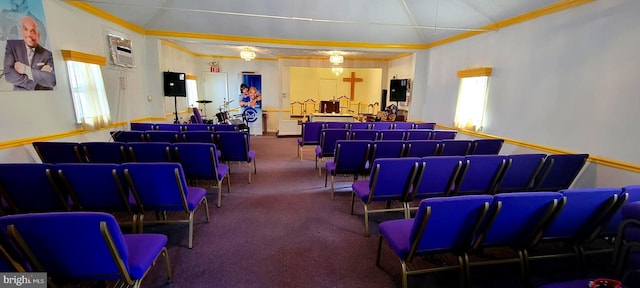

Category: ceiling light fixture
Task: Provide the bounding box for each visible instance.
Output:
[329,55,343,65]
[240,48,256,61]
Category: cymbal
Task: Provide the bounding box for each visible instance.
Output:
[196,100,212,103]
[224,100,235,105]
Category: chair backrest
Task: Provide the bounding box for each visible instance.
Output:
[455,155,508,195]
[348,122,371,130]
[543,187,621,241]
[192,107,203,124]
[216,131,252,162]
[365,158,420,203]
[182,123,211,131]
[0,212,130,281]
[405,129,432,141]
[371,122,394,130]
[405,140,439,157]
[377,130,406,141]
[173,143,222,181]
[129,123,155,131]
[474,192,564,248]
[123,162,190,212]
[323,122,347,129]
[393,122,413,130]
[332,140,371,175]
[81,142,128,164]
[0,163,69,213]
[212,124,238,131]
[154,123,183,132]
[431,130,457,140]
[145,131,180,143]
[439,140,472,156]
[317,129,350,157]
[496,154,547,193]
[408,195,492,259]
[32,142,84,164]
[56,163,132,213]
[370,140,406,160]
[126,142,173,162]
[181,131,216,143]
[350,129,378,141]
[412,156,464,199]
[470,139,504,155]
[110,131,145,143]
[533,154,589,191]
[299,122,324,145]
[414,123,436,129]
[601,185,640,236]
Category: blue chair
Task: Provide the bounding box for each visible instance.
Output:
[377,195,493,288]
[110,131,145,142]
[216,131,256,183]
[314,129,350,170]
[297,122,323,161]
[454,155,508,196]
[127,142,173,162]
[612,201,640,283]
[32,142,84,163]
[468,192,564,286]
[173,143,230,208]
[438,139,472,156]
[0,212,172,286]
[154,123,182,132]
[324,140,371,200]
[405,129,432,141]
[404,140,439,157]
[145,130,180,143]
[0,163,69,214]
[81,142,128,163]
[371,122,393,130]
[496,154,547,193]
[212,124,238,131]
[123,162,209,249]
[392,122,413,130]
[351,158,421,236]
[0,226,28,272]
[192,107,204,124]
[56,163,137,231]
[470,139,504,155]
[377,130,406,140]
[181,131,217,143]
[603,186,640,238]
[129,123,155,131]
[182,123,211,131]
[350,129,378,141]
[413,122,436,129]
[408,156,464,211]
[533,154,589,191]
[323,122,347,129]
[348,122,371,130]
[431,130,457,140]
[370,140,406,161]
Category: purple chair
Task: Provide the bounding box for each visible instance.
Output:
[404,140,439,157]
[323,122,347,129]
[324,140,371,200]
[0,163,69,214]
[454,155,508,195]
[154,123,183,132]
[348,122,371,130]
[496,154,547,193]
[129,122,155,131]
[0,212,172,286]
[110,131,145,143]
[126,142,173,162]
[297,122,324,161]
[314,129,350,170]
[413,122,436,129]
[216,131,256,183]
[405,129,432,141]
[32,142,84,164]
[377,195,493,288]
[81,142,128,163]
[145,130,180,143]
[392,122,413,130]
[431,130,457,140]
[438,139,472,156]
[407,156,464,211]
[533,154,589,191]
[371,122,393,130]
[173,143,230,208]
[182,123,211,131]
[351,158,421,236]
[470,139,504,155]
[212,124,238,131]
[370,140,406,161]
[181,131,216,143]
[350,129,378,141]
[192,107,203,124]
[377,130,406,140]
[123,162,209,249]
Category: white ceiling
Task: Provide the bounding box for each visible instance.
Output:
[75,0,567,60]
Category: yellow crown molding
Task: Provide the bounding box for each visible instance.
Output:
[64,1,145,34]
[388,53,414,61]
[61,50,106,66]
[457,67,493,78]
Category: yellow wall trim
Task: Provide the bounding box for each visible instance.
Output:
[64,1,145,34]
[186,74,197,80]
[457,67,493,78]
[437,124,640,174]
[61,50,106,66]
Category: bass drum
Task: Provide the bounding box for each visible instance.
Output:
[215,112,229,123]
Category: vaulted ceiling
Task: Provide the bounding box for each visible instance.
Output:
[69,0,593,60]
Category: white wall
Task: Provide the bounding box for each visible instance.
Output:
[417,0,640,165]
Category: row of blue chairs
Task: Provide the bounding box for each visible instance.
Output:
[306,121,436,130]
[324,141,589,199]
[374,186,640,288]
[110,129,250,143]
[0,162,211,249]
[130,122,240,132]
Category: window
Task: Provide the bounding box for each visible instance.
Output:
[454,67,492,131]
[186,75,198,108]
[61,50,110,130]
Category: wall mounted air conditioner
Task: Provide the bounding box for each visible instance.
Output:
[108,35,135,68]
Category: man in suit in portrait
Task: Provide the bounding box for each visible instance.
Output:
[3,15,55,90]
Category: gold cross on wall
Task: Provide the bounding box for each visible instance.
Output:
[343,72,363,100]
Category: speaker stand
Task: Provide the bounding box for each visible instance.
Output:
[172,95,179,124]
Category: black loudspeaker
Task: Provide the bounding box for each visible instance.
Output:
[381,89,387,109]
[390,79,408,102]
[163,72,186,97]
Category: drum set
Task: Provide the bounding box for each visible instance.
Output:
[197,99,243,124]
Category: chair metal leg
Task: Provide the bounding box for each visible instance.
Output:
[248,162,252,184]
[202,198,210,223]
[188,211,195,249]
[162,247,173,283]
[364,204,370,237]
[351,192,356,215]
[376,235,384,267]
[217,182,222,208]
[401,261,408,288]
[331,175,335,200]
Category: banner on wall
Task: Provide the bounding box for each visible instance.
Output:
[240,74,262,135]
[0,0,55,91]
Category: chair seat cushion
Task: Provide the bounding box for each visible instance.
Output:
[248,150,256,162]
[352,181,370,202]
[124,234,168,279]
[315,146,322,156]
[325,161,336,175]
[379,219,414,260]
[186,187,207,210]
[217,164,230,179]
